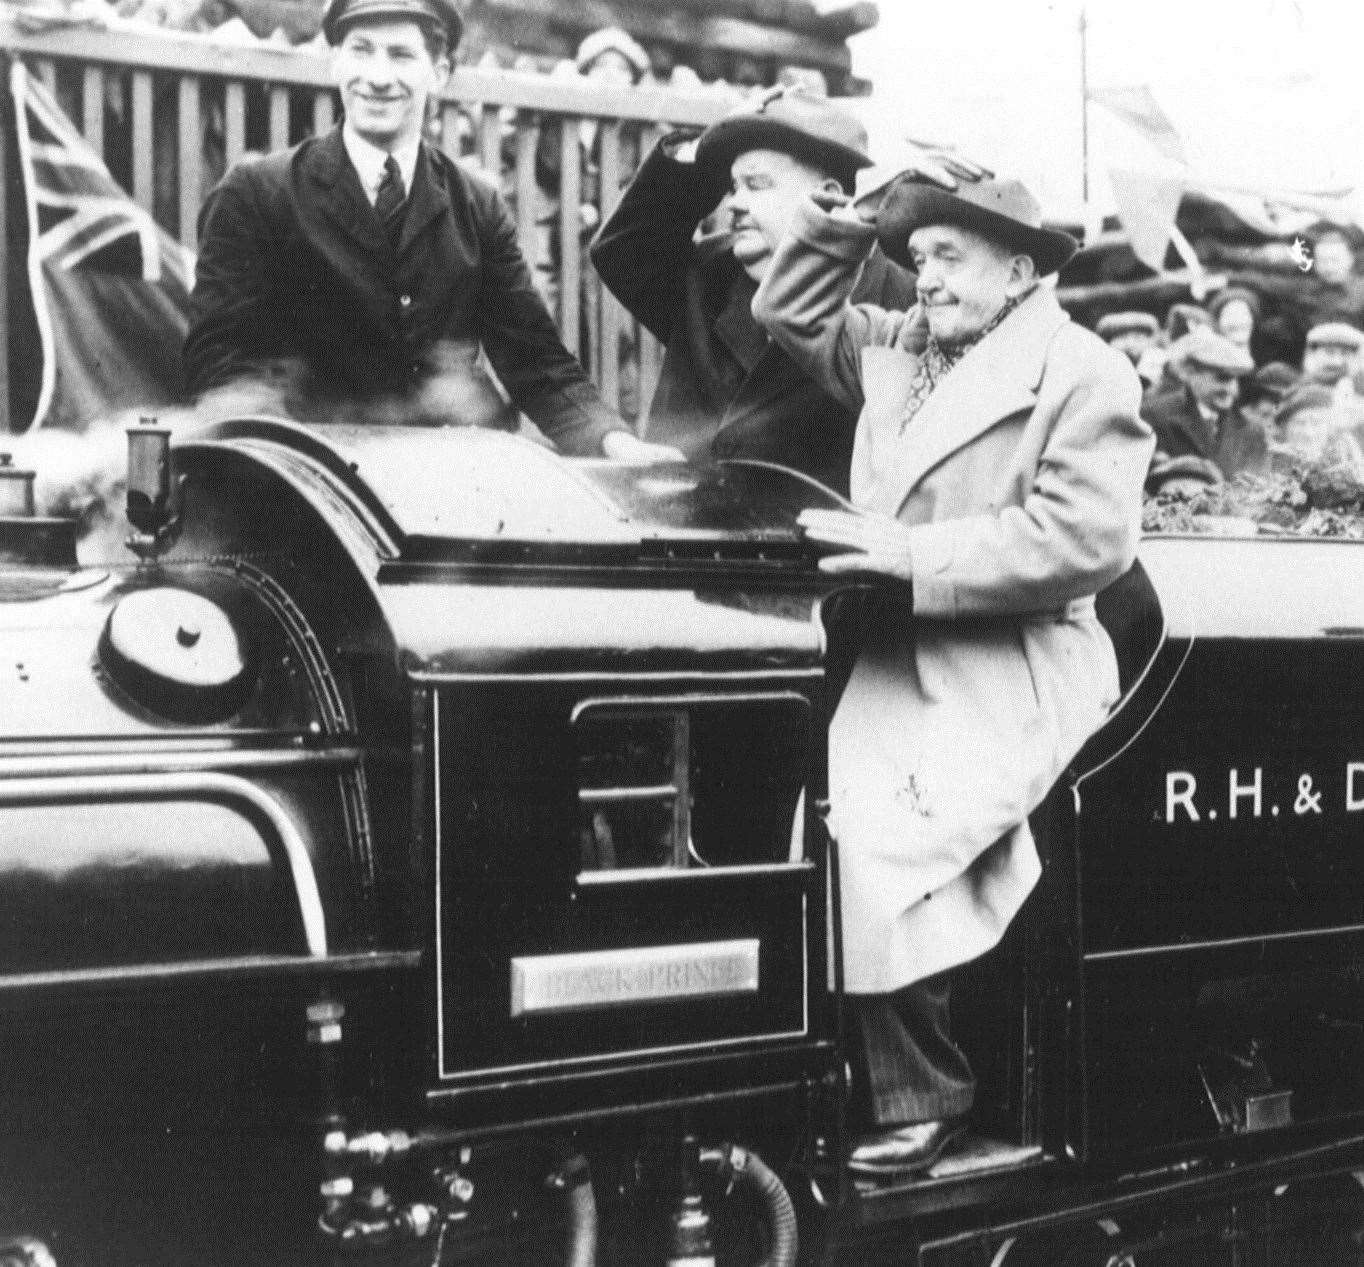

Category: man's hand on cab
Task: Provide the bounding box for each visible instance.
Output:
[601,430,687,464]
[797,507,915,582]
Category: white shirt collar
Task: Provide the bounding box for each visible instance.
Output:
[341,124,422,206]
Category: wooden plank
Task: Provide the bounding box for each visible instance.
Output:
[629,0,879,37]
[177,76,202,250]
[130,69,154,213]
[81,64,104,155]
[597,121,623,411]
[224,81,246,168]
[557,119,581,354]
[0,23,727,126]
[268,84,289,150]
[0,55,9,434]
[477,0,854,74]
[514,118,540,271]
[478,104,501,178]
[439,103,460,159]
[638,328,662,432]
[312,89,334,138]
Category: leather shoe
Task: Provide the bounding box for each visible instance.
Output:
[847,1118,965,1176]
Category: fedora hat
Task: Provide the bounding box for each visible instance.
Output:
[323,0,463,50]
[875,173,1078,276]
[695,89,872,188]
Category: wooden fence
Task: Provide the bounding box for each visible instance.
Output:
[0,20,730,429]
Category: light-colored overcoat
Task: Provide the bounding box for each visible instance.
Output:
[753,203,1154,994]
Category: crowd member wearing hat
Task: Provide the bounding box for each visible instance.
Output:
[1271,385,1364,475]
[1143,328,1268,482]
[1208,286,1264,362]
[184,0,677,461]
[1301,322,1364,394]
[1095,311,1160,387]
[574,25,651,84]
[1240,361,1301,432]
[752,172,1152,1173]
[1146,453,1224,499]
[588,88,917,494]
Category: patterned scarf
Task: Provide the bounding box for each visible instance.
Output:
[897,288,1033,434]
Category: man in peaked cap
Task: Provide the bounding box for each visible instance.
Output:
[185,0,678,462]
[589,88,917,494]
[753,172,1152,1174]
[1143,327,1268,483]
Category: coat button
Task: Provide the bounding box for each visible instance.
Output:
[399,294,412,307]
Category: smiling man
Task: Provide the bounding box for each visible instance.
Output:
[753,173,1153,1176]
[590,88,916,493]
[184,0,676,461]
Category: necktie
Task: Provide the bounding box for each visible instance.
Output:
[375,153,405,248]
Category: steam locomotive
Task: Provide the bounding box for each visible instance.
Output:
[1,417,1362,1266]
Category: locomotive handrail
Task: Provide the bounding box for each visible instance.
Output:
[0,770,328,956]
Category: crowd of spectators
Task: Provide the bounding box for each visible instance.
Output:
[1089,223,1364,507]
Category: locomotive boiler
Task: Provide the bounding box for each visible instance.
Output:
[1,417,1363,1267]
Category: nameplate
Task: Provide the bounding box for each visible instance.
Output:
[509,940,760,1017]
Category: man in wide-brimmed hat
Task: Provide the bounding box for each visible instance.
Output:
[1143,327,1268,482]
[753,171,1153,1175]
[185,0,677,462]
[589,88,919,494]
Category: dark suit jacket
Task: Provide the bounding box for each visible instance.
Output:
[184,127,618,455]
[1143,386,1269,481]
[590,138,917,495]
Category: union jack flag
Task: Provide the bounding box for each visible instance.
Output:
[7,60,192,432]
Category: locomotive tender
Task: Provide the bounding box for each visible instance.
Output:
[1,417,1362,1266]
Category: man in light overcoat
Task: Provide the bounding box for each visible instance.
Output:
[752,173,1154,1174]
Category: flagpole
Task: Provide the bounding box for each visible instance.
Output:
[0,50,10,434]
[1079,1,1090,213]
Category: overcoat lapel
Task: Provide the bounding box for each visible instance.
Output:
[866,288,1069,517]
[306,126,388,255]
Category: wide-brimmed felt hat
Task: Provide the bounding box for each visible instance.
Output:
[1096,311,1158,340]
[874,174,1078,276]
[695,89,872,187]
[1167,327,1255,377]
[323,0,463,49]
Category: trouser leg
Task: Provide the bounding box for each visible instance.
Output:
[846,970,976,1128]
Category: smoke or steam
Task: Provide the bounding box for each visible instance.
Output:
[9,407,200,565]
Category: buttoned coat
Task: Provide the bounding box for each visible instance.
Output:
[590,139,916,494]
[753,204,1154,993]
[184,126,618,455]
[1142,386,1269,482]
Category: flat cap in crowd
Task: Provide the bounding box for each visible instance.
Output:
[1096,312,1158,340]
[1305,322,1364,351]
[1167,326,1255,377]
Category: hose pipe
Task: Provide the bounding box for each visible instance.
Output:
[546,1153,597,1267]
[702,1143,798,1267]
